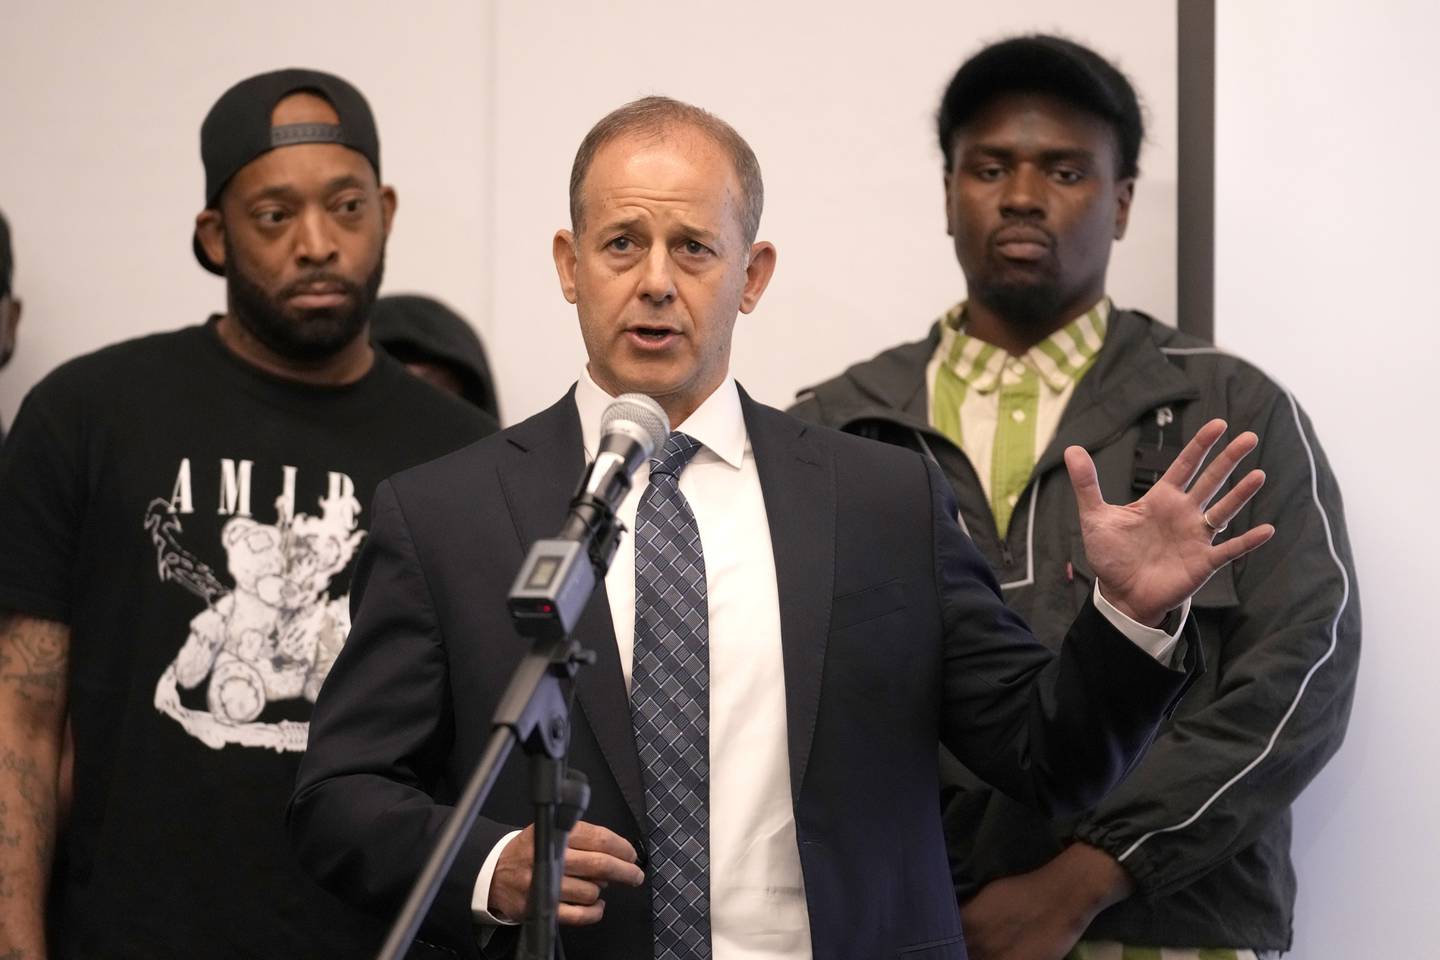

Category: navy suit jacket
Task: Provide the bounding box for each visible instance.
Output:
[288,388,1198,960]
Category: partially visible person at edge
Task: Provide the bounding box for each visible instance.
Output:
[371,292,502,421]
[0,68,496,959]
[0,209,22,445]
[790,34,1359,960]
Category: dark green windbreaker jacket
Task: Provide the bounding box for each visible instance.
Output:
[790,308,1360,951]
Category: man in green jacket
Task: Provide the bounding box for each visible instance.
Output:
[791,35,1359,960]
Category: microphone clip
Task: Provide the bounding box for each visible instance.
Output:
[506,490,625,642]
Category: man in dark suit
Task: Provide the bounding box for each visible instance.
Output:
[288,97,1273,960]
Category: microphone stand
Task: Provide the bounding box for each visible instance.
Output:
[376,493,626,960]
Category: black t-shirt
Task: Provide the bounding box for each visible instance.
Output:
[0,319,497,959]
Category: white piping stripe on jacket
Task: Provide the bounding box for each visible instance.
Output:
[999,484,1038,591]
[1116,349,1351,863]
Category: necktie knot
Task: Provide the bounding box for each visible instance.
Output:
[649,431,702,480]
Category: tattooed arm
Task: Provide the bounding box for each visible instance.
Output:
[0,613,69,960]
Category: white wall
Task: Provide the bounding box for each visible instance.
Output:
[1215,1,1440,954]
[0,0,494,425]
[487,0,1177,420]
[0,1,1177,428]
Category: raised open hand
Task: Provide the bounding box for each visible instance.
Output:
[1064,419,1275,627]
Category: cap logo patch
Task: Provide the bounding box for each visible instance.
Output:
[270,122,345,147]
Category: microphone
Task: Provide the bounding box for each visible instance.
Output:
[558,394,671,542]
[508,394,670,639]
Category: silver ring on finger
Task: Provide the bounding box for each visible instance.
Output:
[1203,509,1228,534]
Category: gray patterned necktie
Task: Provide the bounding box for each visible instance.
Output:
[630,430,711,960]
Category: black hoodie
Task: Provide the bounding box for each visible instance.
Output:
[370,294,500,422]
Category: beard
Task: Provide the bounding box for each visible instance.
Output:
[967,224,1067,330]
[970,271,1066,331]
[225,245,384,363]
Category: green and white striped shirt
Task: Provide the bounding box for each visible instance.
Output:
[926,298,1109,535]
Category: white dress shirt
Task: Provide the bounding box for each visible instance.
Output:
[472,370,1183,955]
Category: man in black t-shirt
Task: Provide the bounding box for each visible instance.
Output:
[0,69,496,959]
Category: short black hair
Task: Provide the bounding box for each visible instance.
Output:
[937,34,1143,179]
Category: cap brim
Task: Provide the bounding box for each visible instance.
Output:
[193,230,224,276]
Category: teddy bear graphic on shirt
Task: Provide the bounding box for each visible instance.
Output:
[147,490,364,752]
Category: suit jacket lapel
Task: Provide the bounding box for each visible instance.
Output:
[740,388,835,803]
[496,390,648,831]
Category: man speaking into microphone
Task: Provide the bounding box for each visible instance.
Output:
[289,97,1274,960]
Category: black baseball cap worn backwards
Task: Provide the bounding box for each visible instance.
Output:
[193,67,381,275]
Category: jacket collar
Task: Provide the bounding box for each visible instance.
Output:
[837,327,938,420]
[806,308,1200,469]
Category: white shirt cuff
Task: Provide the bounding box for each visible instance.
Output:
[471,829,523,926]
[1092,582,1188,666]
